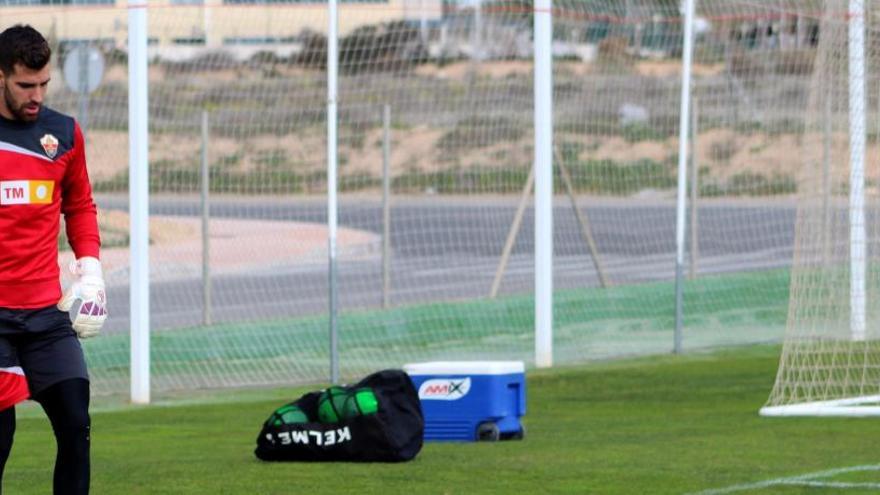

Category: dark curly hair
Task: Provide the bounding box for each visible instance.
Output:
[0,25,51,75]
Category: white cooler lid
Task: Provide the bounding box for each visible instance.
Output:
[403,361,524,375]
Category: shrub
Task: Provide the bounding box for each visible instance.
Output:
[709,140,738,162]
[436,117,526,153]
[621,122,666,143]
[294,22,428,73]
[162,51,239,73]
[595,36,634,73]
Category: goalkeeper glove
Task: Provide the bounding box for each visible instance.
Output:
[58,257,107,339]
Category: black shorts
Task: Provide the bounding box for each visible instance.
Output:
[0,306,89,397]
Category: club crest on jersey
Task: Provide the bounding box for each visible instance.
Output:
[39,134,58,159]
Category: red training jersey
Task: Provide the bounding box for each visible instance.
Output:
[0,107,100,309]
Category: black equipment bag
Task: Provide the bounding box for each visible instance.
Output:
[255,369,424,462]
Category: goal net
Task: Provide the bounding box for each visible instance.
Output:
[761,0,880,416]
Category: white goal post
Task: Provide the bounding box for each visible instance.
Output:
[762,396,880,417]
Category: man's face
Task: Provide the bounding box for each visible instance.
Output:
[0,63,50,122]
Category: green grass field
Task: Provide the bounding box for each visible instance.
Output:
[7,344,880,494]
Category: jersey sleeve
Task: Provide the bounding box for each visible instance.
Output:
[61,122,100,259]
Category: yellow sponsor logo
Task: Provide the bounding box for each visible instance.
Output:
[0,180,54,205]
[29,180,54,204]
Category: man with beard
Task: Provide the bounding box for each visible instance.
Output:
[0,25,107,494]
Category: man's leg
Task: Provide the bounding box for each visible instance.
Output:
[18,307,90,495]
[34,378,90,495]
[0,326,28,493]
[0,406,15,490]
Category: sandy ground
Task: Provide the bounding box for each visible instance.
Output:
[79,59,825,186]
[84,124,840,186]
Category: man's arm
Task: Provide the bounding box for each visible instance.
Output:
[61,123,100,258]
[58,122,105,338]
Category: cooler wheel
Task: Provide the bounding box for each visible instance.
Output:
[476,422,500,441]
[501,424,525,441]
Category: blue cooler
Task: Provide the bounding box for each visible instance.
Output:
[403,361,526,442]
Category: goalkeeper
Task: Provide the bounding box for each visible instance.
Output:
[0,25,106,495]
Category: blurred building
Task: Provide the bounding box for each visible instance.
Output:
[0,0,442,59]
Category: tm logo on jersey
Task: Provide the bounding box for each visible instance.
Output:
[0,180,54,205]
[418,377,471,400]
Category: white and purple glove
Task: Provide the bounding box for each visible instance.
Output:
[57,257,107,339]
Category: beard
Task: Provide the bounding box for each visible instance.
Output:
[3,86,38,122]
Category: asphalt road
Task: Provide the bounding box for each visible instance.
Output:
[95,195,797,333]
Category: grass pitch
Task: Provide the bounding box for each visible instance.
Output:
[6,344,880,494]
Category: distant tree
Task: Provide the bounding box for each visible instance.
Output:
[294,22,429,73]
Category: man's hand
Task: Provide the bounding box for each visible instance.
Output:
[58,257,107,339]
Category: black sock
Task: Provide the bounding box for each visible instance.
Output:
[0,406,15,493]
[35,378,90,495]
